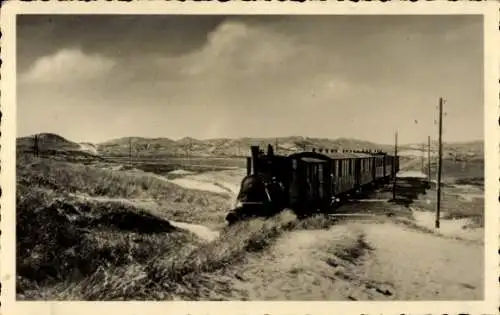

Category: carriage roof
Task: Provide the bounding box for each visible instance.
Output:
[323,152,374,159]
[288,151,332,162]
[286,151,389,161]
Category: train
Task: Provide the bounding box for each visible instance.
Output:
[226,144,400,224]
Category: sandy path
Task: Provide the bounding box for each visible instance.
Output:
[204,220,483,301]
[411,210,484,242]
[207,224,390,301]
[157,169,244,196]
[361,222,484,300]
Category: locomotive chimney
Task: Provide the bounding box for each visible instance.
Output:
[267,144,274,156]
[250,146,260,174]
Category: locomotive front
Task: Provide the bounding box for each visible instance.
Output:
[226,145,287,224]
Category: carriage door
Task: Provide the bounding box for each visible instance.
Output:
[289,158,301,206]
[306,163,317,202]
[354,159,361,188]
[313,161,330,205]
[316,164,323,201]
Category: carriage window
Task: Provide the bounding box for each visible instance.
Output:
[292,159,297,170]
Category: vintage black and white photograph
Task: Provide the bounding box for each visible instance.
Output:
[3,2,498,311]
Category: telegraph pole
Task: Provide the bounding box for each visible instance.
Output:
[128,138,131,158]
[436,97,444,229]
[392,131,398,200]
[427,135,431,185]
[33,134,39,157]
[421,142,425,173]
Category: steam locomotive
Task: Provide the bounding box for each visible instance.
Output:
[226,144,399,224]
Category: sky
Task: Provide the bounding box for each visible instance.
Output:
[17,15,483,145]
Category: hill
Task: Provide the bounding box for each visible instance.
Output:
[16,133,484,161]
[96,136,395,157]
[398,140,483,160]
[17,133,102,161]
[17,133,80,151]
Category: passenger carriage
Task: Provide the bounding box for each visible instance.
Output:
[287,152,332,212]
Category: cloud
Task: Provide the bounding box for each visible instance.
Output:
[20,48,116,84]
[175,20,304,79]
[101,19,350,109]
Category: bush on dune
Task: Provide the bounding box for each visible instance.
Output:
[16,184,202,299]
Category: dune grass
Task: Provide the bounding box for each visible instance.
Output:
[17,154,229,203]
[17,153,339,300]
[16,154,230,299]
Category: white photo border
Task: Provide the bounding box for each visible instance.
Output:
[1,1,498,314]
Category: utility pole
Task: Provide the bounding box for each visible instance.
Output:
[421,142,425,173]
[186,139,191,159]
[33,134,39,157]
[392,131,398,200]
[129,138,132,160]
[436,97,444,229]
[427,135,431,185]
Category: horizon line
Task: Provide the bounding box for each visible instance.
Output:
[16,131,484,147]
